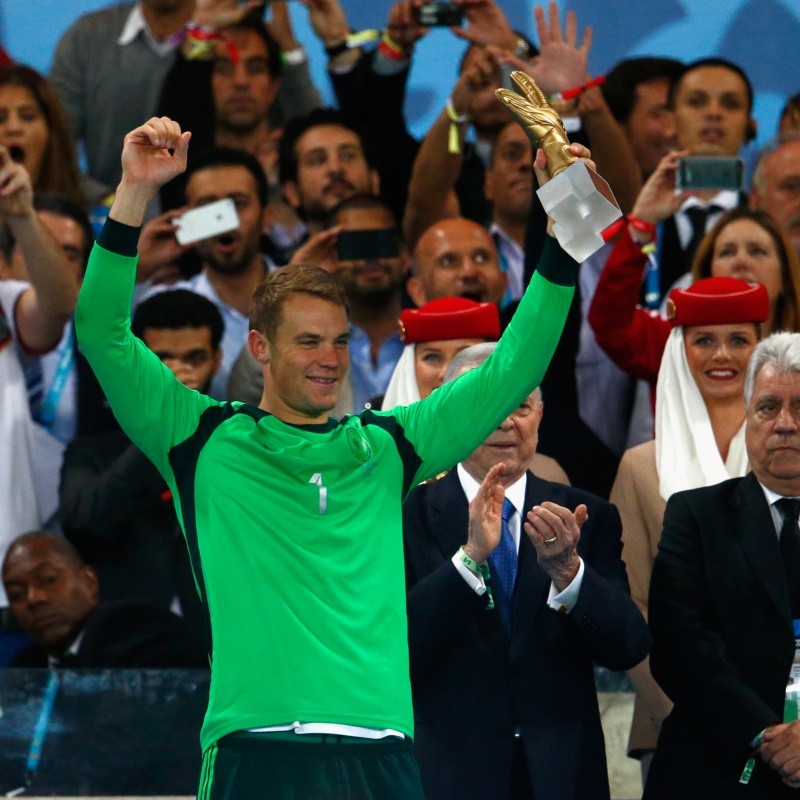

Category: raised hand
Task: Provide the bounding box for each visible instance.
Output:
[111,117,191,228]
[450,0,516,52]
[464,462,507,564]
[297,0,350,48]
[0,146,33,218]
[630,150,694,227]
[529,2,591,96]
[386,0,428,51]
[192,0,265,32]
[523,500,586,590]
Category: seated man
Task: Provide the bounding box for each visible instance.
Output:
[2,531,205,668]
[403,343,649,800]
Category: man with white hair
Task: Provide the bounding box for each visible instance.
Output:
[402,343,649,800]
[648,331,800,797]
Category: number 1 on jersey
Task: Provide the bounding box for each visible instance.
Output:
[309,473,327,515]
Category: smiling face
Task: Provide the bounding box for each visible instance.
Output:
[3,536,98,656]
[414,337,485,399]
[710,218,784,304]
[746,364,800,495]
[254,292,350,424]
[671,65,752,156]
[0,84,49,185]
[462,390,543,483]
[185,164,264,275]
[683,323,759,405]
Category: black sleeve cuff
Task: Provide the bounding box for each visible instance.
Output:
[98,218,141,258]
[535,235,579,287]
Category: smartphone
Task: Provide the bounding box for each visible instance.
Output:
[417,2,464,27]
[174,198,239,246]
[337,229,401,262]
[676,156,744,192]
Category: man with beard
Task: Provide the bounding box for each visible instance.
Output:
[279,108,380,234]
[141,146,269,398]
[327,195,407,410]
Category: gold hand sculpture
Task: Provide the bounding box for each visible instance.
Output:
[496,71,575,178]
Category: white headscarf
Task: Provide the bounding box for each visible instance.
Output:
[382,344,420,409]
[655,327,748,500]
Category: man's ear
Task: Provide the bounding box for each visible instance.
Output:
[248,329,270,364]
[282,180,301,211]
[369,169,380,197]
[406,275,427,307]
[210,346,223,376]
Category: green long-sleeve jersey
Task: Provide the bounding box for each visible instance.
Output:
[75,219,576,752]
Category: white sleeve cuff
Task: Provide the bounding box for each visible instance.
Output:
[547,557,585,613]
[451,553,487,595]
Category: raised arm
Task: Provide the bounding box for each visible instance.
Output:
[1,149,79,351]
[75,118,215,474]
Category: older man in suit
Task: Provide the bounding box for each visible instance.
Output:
[403,343,650,800]
[647,331,800,798]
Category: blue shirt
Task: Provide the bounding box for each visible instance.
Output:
[347,325,404,412]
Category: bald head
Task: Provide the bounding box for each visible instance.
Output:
[408,218,507,306]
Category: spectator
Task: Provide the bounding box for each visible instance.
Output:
[590,156,800,394]
[407,217,507,306]
[403,342,649,800]
[0,65,91,205]
[645,331,800,797]
[645,57,756,302]
[157,8,323,243]
[609,277,769,784]
[750,135,800,256]
[601,57,684,180]
[139,146,271,398]
[0,151,78,616]
[59,290,222,639]
[278,107,380,234]
[382,299,568,484]
[3,531,205,667]
[50,0,195,190]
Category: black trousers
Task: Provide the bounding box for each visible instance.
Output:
[199,732,425,800]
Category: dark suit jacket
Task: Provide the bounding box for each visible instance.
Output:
[11,601,207,668]
[646,473,797,799]
[403,469,650,800]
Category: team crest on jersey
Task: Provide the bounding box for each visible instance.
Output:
[346,428,371,462]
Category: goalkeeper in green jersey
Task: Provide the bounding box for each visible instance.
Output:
[76,113,592,799]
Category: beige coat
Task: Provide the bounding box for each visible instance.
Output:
[610,440,673,758]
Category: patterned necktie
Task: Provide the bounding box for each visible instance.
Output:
[684,205,721,266]
[777,498,800,616]
[487,499,517,629]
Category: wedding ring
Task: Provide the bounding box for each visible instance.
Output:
[544,536,558,545]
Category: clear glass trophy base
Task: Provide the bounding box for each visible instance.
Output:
[536,161,622,262]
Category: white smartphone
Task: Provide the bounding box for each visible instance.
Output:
[174,198,239,246]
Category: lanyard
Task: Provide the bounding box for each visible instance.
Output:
[36,331,74,430]
[6,669,60,796]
